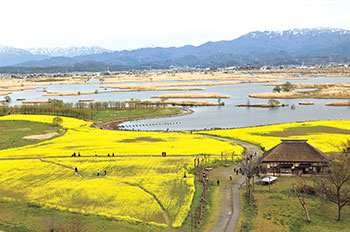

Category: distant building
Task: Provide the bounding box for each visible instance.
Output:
[259,140,328,175]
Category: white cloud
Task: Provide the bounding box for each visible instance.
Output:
[1,0,349,50]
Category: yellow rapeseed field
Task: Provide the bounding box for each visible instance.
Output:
[0,115,243,158]
[199,120,350,152]
[0,157,195,228]
[0,114,244,228]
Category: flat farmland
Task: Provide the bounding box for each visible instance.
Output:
[198,120,350,153]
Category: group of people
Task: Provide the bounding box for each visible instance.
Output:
[233,167,242,175]
[72,152,116,157]
[95,152,115,157]
[97,169,107,176]
[73,167,107,176]
[71,152,80,157]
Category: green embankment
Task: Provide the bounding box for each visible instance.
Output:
[0,120,62,150]
[92,107,182,123]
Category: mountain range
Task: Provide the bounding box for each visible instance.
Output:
[1,28,350,72]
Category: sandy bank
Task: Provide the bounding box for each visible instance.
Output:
[151,92,230,99]
[43,90,112,96]
[265,83,350,89]
[249,92,303,99]
[126,99,220,106]
[235,104,288,108]
[101,81,240,90]
[326,101,350,106]
[0,87,37,91]
[22,100,50,104]
[0,92,12,96]
[249,86,350,99]
[0,78,86,88]
[299,102,314,105]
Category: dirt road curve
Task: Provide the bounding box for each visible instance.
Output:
[199,135,260,232]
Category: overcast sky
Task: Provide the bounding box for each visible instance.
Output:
[1,0,350,51]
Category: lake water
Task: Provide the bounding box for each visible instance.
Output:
[2,76,350,131]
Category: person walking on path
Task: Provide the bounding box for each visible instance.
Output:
[97,169,100,176]
[230,175,233,181]
[75,167,78,175]
[104,170,107,176]
[95,152,97,156]
[217,180,220,186]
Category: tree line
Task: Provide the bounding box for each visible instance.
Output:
[0,98,168,119]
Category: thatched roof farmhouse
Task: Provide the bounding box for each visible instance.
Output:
[260,140,328,175]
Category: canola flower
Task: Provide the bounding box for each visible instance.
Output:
[199,120,350,153]
[0,114,244,228]
[0,114,88,129]
[0,157,195,227]
[0,114,243,158]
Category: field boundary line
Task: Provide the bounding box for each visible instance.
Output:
[124,182,172,229]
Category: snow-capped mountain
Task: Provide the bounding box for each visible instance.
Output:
[198,27,350,57]
[2,28,350,69]
[248,28,350,39]
[0,45,48,67]
[26,46,111,57]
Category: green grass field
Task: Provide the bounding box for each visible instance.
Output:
[238,177,350,232]
[0,120,62,150]
[0,179,216,232]
[0,199,166,232]
[92,108,182,123]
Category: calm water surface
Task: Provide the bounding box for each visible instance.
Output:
[3,76,350,131]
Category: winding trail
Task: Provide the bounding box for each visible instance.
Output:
[198,134,261,232]
[124,182,172,229]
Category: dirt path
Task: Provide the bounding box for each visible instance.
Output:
[198,135,261,232]
[0,154,210,161]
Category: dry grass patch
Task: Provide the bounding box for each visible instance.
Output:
[0,87,37,91]
[43,90,113,96]
[299,102,314,105]
[23,132,58,140]
[252,126,350,137]
[102,81,240,91]
[119,136,165,143]
[151,92,230,99]
[22,100,50,104]
[326,101,350,106]
[250,86,350,99]
[0,92,11,96]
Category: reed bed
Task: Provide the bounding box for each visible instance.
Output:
[151,92,230,99]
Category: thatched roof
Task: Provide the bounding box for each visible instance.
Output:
[261,140,327,162]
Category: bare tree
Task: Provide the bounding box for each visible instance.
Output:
[314,150,350,221]
[292,179,311,222]
[241,157,259,205]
